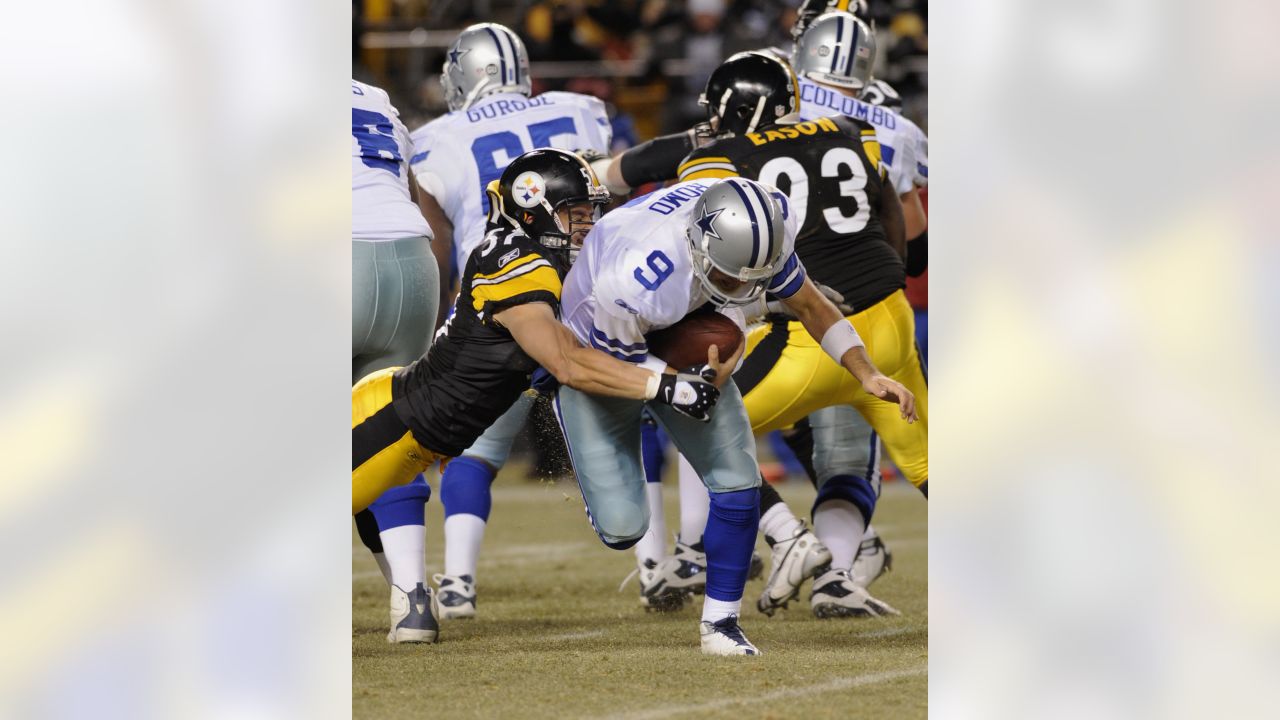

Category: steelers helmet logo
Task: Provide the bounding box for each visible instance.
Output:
[512,171,546,208]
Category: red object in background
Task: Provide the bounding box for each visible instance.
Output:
[904,186,928,310]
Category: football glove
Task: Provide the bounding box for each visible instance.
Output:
[651,366,720,422]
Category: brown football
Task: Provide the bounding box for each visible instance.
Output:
[645,310,744,369]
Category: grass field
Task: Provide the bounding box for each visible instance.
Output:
[353,472,927,719]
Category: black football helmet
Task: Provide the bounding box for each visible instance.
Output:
[700,51,801,136]
[492,148,609,263]
[792,0,870,41]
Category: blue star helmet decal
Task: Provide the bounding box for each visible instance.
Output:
[695,205,725,241]
[448,47,469,67]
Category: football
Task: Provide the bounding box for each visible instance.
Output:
[645,310,744,369]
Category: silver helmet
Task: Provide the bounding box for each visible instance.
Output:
[792,11,877,91]
[441,23,532,112]
[686,178,788,308]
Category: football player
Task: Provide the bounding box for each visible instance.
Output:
[674,48,928,617]
[352,150,724,642]
[749,10,932,611]
[351,79,441,643]
[553,176,915,655]
[407,23,614,618]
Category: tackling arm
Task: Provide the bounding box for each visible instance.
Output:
[495,302,722,420]
[779,279,917,422]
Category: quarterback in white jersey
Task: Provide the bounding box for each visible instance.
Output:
[561,181,804,364]
[352,80,433,241]
[409,24,612,290]
[553,177,916,656]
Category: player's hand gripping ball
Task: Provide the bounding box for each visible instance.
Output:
[646,310,744,370]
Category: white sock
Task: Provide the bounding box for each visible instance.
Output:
[379,524,425,590]
[813,499,866,571]
[759,503,802,545]
[371,551,392,587]
[863,524,878,541]
[444,514,486,580]
[635,482,668,565]
[702,596,743,623]
[677,454,710,544]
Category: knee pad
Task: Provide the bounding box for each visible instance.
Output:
[813,475,877,525]
[440,457,495,520]
[368,474,431,530]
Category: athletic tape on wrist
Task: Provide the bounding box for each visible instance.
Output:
[644,371,662,400]
[820,320,864,363]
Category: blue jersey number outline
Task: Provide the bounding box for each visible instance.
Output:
[352,108,402,176]
[469,116,579,214]
[634,250,674,291]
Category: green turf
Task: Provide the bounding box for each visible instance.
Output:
[353,475,927,719]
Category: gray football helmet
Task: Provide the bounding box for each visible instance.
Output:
[686,178,788,308]
[441,23,532,112]
[792,11,877,91]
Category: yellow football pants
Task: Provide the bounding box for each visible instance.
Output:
[738,290,928,487]
[352,367,443,513]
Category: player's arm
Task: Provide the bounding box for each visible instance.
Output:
[495,302,722,420]
[880,182,907,260]
[778,278,917,422]
[416,188,457,324]
[587,127,706,194]
[901,187,928,276]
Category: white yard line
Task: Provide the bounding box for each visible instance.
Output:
[602,666,928,720]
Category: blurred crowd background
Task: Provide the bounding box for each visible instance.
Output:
[353,0,927,144]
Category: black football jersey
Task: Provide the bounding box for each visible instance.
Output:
[678,115,903,314]
[392,222,566,456]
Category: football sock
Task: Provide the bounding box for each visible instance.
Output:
[677,454,710,543]
[440,457,497,579]
[813,499,866,571]
[863,524,878,542]
[701,596,743,624]
[381,525,426,590]
[702,488,759,604]
[635,480,668,565]
[444,515,486,579]
[367,478,431,591]
[759,494,802,545]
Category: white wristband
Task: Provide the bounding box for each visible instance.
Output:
[820,320,864,363]
[643,371,662,400]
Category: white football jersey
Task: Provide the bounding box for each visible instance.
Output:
[351,80,432,241]
[410,91,613,273]
[797,77,929,195]
[562,180,805,368]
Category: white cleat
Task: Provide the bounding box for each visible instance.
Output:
[432,573,477,620]
[810,568,901,618]
[388,583,439,643]
[627,558,687,612]
[850,529,893,589]
[756,526,832,616]
[700,615,761,656]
